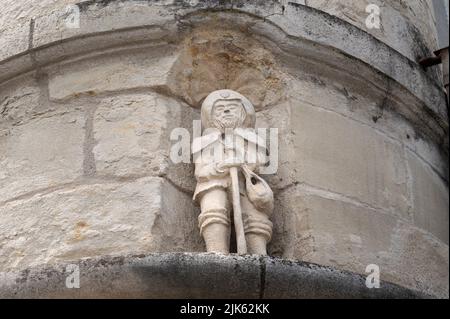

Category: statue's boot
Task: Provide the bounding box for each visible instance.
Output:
[246,233,267,255]
[202,223,230,254]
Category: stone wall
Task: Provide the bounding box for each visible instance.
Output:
[0,0,448,298]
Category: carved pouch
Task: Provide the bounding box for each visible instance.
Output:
[242,165,274,215]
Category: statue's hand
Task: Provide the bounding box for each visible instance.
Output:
[216,157,243,173]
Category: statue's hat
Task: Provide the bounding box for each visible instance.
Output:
[201,89,256,129]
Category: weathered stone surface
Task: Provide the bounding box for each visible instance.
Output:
[166,28,286,110]
[0,1,32,59]
[263,257,428,299]
[255,101,295,191]
[93,93,172,177]
[0,24,29,62]
[47,45,179,101]
[290,102,410,219]
[0,0,78,32]
[91,92,198,194]
[288,73,449,181]
[0,75,41,128]
[258,76,447,194]
[264,2,447,120]
[306,0,438,63]
[0,109,84,203]
[32,0,172,49]
[407,150,449,244]
[0,177,203,272]
[0,253,429,299]
[273,188,449,298]
[165,105,199,194]
[0,56,34,86]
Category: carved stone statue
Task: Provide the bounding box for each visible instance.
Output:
[192,90,274,255]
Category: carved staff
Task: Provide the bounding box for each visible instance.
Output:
[225,134,247,255]
[230,165,247,255]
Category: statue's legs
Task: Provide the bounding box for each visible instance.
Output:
[241,195,273,255]
[198,188,231,254]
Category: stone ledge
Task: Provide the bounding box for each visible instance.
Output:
[0,253,433,299]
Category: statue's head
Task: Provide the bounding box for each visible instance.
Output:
[201,90,255,132]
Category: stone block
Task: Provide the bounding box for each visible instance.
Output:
[47,45,179,101]
[274,187,449,298]
[290,102,410,218]
[93,93,169,177]
[0,177,203,272]
[0,76,41,128]
[407,150,449,244]
[32,1,171,48]
[0,109,84,203]
[304,0,436,62]
[0,24,29,61]
[92,93,197,184]
[288,76,448,181]
[255,101,296,190]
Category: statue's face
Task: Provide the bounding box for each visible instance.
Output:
[212,100,245,130]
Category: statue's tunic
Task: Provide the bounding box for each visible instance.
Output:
[192,128,273,240]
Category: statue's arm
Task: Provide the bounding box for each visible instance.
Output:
[194,161,227,182]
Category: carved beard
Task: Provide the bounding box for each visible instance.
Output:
[213,110,246,132]
[214,117,238,130]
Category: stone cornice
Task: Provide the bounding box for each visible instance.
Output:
[0,252,434,298]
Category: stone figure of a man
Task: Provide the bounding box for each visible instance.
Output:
[192,90,274,255]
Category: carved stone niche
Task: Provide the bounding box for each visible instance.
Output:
[166,27,287,111]
[164,27,288,256]
[163,26,289,189]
